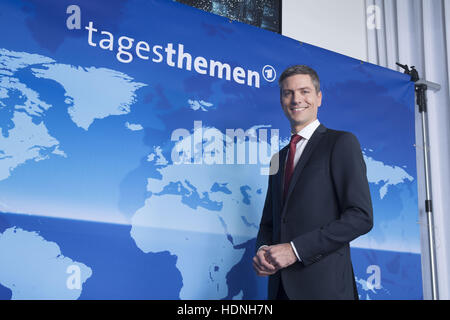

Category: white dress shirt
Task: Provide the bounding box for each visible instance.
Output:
[287,119,321,172]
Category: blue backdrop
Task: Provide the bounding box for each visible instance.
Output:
[0,0,421,299]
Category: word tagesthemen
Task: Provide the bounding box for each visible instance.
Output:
[81,20,261,88]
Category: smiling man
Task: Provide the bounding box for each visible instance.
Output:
[253,65,373,300]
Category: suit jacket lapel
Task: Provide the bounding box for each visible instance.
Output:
[275,146,288,210]
[282,124,327,213]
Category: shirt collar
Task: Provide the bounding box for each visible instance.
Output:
[294,119,321,140]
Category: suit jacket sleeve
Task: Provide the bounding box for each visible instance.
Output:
[291,132,373,266]
[255,170,274,253]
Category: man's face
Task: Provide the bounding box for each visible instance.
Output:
[280,74,322,132]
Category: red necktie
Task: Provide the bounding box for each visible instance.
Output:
[283,134,302,203]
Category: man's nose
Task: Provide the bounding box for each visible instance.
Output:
[291,91,303,105]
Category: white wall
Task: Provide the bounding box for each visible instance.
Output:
[282,0,368,61]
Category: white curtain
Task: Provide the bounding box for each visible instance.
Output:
[365,0,450,300]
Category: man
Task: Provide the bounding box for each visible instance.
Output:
[253,65,373,300]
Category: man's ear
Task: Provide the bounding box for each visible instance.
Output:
[318,91,323,107]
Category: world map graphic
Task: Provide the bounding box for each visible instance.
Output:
[0,0,422,299]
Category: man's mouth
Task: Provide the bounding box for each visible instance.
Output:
[290,106,308,112]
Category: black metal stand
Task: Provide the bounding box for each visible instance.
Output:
[397,62,441,300]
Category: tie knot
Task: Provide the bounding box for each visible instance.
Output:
[290,134,302,146]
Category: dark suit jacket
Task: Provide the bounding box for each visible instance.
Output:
[256,124,373,300]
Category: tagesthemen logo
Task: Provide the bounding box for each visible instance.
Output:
[262,65,276,82]
[66,5,277,88]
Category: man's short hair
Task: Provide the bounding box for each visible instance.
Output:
[278,65,321,93]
